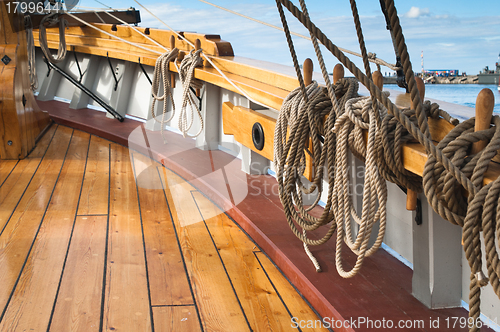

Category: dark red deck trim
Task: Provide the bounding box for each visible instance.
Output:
[38,99,493,332]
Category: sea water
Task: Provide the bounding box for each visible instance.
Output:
[390,84,500,116]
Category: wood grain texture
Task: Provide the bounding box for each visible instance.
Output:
[0,160,18,185]
[159,167,250,332]
[103,143,151,332]
[78,135,110,216]
[192,191,323,332]
[0,125,72,314]
[153,306,202,332]
[132,152,193,306]
[0,129,88,332]
[50,216,107,332]
[255,251,330,332]
[0,125,55,231]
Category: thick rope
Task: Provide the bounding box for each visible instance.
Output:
[175,49,204,138]
[39,13,68,64]
[150,49,178,142]
[26,20,38,90]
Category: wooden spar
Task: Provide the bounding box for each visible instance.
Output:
[471,88,494,155]
[29,10,141,28]
[406,76,425,211]
[303,58,314,181]
[195,39,201,97]
[0,1,51,159]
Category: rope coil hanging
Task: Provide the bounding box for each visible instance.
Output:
[274,0,499,329]
[39,13,68,64]
[175,48,204,138]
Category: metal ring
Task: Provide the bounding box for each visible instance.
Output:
[252,122,265,151]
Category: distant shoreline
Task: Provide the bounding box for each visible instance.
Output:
[383,75,480,84]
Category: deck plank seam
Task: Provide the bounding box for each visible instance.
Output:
[155,166,205,332]
[0,127,74,325]
[0,159,19,189]
[98,143,112,332]
[252,251,308,332]
[189,190,253,332]
[46,132,92,332]
[130,153,156,332]
[0,126,58,237]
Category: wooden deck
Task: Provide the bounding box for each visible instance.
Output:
[0,124,327,332]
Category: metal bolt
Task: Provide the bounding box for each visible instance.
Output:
[7,140,13,146]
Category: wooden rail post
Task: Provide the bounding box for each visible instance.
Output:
[471,88,494,155]
[195,39,201,97]
[333,64,344,84]
[303,58,314,182]
[170,35,176,88]
[406,76,425,211]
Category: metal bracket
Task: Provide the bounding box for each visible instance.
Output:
[138,58,152,85]
[106,52,120,91]
[1,55,11,65]
[73,52,86,82]
[415,198,422,225]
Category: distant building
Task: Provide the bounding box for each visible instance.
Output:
[424,69,459,77]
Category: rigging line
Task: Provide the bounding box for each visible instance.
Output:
[64,12,163,55]
[133,0,275,111]
[93,0,113,10]
[198,0,399,71]
[102,11,169,51]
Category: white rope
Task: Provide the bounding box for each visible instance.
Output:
[132,0,274,111]
[64,12,163,55]
[198,0,400,71]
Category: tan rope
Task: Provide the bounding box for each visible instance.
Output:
[39,13,68,64]
[26,19,38,90]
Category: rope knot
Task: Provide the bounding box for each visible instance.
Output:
[475,271,489,287]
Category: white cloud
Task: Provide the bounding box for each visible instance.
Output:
[405,7,430,18]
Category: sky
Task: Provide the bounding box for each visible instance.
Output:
[77,0,500,76]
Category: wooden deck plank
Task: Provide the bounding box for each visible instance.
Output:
[49,216,107,332]
[0,160,18,187]
[153,306,202,332]
[77,136,110,216]
[0,125,72,317]
[0,125,56,232]
[132,152,193,306]
[255,251,328,331]
[192,191,329,332]
[103,143,152,332]
[0,129,89,331]
[159,167,250,332]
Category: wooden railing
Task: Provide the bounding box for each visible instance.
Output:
[34,22,500,186]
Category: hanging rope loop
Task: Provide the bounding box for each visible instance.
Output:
[39,12,68,64]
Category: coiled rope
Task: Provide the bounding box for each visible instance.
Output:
[175,49,204,138]
[26,16,38,90]
[39,13,68,64]
[274,0,499,328]
[150,49,178,142]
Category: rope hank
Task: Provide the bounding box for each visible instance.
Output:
[150,48,179,142]
[274,0,499,328]
[176,49,204,138]
[26,17,38,90]
[39,13,68,64]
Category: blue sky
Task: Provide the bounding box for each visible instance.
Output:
[77,0,500,76]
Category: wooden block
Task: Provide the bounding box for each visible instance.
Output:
[49,216,107,332]
[0,129,89,331]
[158,168,249,332]
[103,143,152,331]
[153,306,202,332]
[132,152,193,306]
[77,135,110,216]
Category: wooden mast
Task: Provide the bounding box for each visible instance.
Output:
[0,1,51,160]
